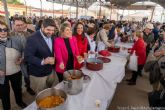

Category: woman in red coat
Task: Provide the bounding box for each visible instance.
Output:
[127,30,146,85]
[73,22,88,69]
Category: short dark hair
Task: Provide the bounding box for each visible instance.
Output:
[13,16,26,24]
[42,18,55,28]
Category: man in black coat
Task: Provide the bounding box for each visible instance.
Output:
[24,18,56,93]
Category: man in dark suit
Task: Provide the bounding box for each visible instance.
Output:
[24,18,56,93]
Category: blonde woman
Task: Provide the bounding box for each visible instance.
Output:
[96,23,113,51]
[127,30,146,85]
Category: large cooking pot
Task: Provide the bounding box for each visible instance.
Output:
[63,70,83,95]
[36,88,67,110]
[108,46,120,53]
[86,58,103,71]
[121,37,128,43]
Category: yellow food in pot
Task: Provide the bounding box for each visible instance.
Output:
[38,96,65,108]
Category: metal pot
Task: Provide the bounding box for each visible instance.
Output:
[86,58,103,71]
[63,70,83,95]
[36,88,67,110]
[108,46,120,53]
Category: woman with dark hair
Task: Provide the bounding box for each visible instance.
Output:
[73,22,88,69]
[73,22,88,58]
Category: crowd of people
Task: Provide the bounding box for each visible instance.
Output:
[0,14,165,109]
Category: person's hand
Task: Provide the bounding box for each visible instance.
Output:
[59,63,64,70]
[88,51,95,54]
[15,57,23,65]
[153,42,159,48]
[77,56,84,64]
[110,41,115,47]
[128,49,131,53]
[43,57,55,65]
[144,42,147,46]
[84,53,88,60]
[43,57,50,65]
[0,70,5,77]
[48,57,55,65]
[154,51,162,57]
[162,50,165,55]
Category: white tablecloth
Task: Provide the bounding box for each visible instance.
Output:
[115,42,133,49]
[24,52,128,110]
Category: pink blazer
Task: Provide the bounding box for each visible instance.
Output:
[54,36,80,73]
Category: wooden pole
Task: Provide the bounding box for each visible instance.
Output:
[53,0,55,18]
[117,9,119,21]
[24,0,27,16]
[99,0,101,20]
[62,2,64,17]
[150,5,156,22]
[110,4,112,20]
[70,5,72,18]
[2,0,10,28]
[30,5,32,17]
[76,0,78,19]
[40,0,43,17]
[161,9,165,22]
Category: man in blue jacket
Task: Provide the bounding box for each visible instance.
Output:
[24,18,56,93]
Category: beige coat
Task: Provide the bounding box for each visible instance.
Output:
[96,29,111,47]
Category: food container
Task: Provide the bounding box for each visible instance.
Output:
[86,58,103,71]
[108,46,120,53]
[121,37,128,43]
[63,70,83,95]
[36,88,67,110]
[97,57,111,63]
[98,50,111,57]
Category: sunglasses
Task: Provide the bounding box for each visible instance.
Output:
[0,28,8,32]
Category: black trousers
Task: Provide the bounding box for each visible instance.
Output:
[0,71,23,110]
[24,75,30,88]
[56,72,64,83]
[22,64,31,89]
[131,65,144,82]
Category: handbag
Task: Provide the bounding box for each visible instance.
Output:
[46,70,56,88]
[127,51,138,71]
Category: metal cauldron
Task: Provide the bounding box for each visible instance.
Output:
[86,58,103,71]
[36,88,67,110]
[63,70,83,95]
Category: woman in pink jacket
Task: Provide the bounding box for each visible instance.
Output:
[54,22,82,82]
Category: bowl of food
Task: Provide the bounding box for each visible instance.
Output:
[108,46,120,53]
[36,88,67,110]
[86,58,103,71]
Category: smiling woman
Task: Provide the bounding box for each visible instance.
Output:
[54,22,83,82]
[0,20,27,110]
[0,22,9,40]
[73,22,88,68]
